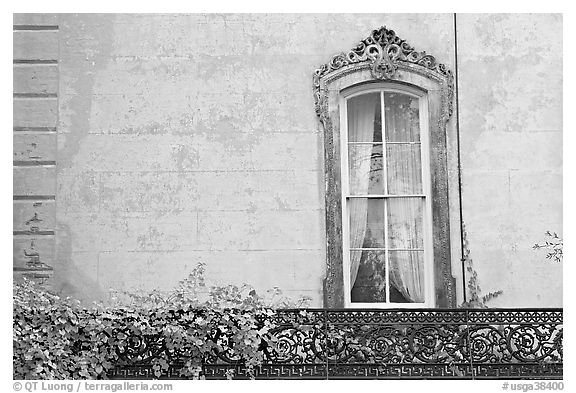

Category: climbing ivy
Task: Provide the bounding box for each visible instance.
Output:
[13,263,311,380]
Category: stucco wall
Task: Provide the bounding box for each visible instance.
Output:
[50,13,562,307]
[457,14,563,307]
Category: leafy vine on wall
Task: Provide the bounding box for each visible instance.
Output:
[13,263,311,380]
[459,224,503,308]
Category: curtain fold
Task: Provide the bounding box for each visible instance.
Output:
[385,92,424,303]
[388,198,425,302]
[348,95,378,288]
[390,251,425,303]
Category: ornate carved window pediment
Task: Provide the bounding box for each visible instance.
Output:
[313,26,456,308]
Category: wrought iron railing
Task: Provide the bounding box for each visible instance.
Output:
[109,308,562,380]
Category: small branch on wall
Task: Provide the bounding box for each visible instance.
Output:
[533,231,563,263]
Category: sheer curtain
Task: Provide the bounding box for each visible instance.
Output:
[385,93,425,303]
[388,199,425,302]
[390,250,424,302]
[348,95,378,288]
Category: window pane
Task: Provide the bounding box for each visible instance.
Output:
[387,198,424,249]
[386,144,423,194]
[384,92,420,142]
[350,250,386,303]
[347,93,382,142]
[389,251,425,303]
[348,144,384,195]
[348,198,385,248]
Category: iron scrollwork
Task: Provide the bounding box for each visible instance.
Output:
[107,308,563,379]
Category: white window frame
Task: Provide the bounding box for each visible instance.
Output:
[339,82,435,308]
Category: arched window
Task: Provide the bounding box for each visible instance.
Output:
[314,27,458,308]
[342,84,433,307]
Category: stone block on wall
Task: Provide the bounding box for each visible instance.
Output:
[13,65,58,95]
[13,30,59,61]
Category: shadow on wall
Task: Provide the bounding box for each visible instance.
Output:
[52,223,106,304]
[54,15,116,304]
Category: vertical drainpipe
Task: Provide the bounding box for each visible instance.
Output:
[453,13,467,303]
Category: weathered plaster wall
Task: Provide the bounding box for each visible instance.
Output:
[55,14,457,306]
[52,13,562,308]
[457,14,563,307]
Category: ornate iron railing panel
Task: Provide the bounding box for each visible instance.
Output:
[108,308,562,380]
[465,309,563,379]
[323,309,469,379]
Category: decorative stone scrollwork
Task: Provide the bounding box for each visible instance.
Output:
[313,26,454,119]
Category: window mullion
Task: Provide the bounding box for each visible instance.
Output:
[381,91,390,304]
